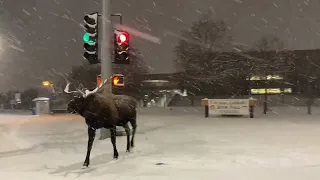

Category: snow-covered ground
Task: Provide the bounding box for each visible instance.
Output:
[1,107,320,179]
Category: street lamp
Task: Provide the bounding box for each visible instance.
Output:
[41,81,56,113]
[42,81,55,92]
[42,81,51,86]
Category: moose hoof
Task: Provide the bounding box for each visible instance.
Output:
[83,162,89,167]
[113,154,119,159]
[113,156,118,160]
[126,149,130,153]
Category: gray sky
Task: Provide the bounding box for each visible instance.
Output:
[0,0,320,91]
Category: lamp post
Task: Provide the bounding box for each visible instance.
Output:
[42,81,55,113]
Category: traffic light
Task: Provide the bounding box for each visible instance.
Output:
[114,29,130,64]
[83,12,99,64]
[112,74,124,87]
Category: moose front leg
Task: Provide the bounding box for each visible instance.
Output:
[83,126,96,167]
[110,126,119,159]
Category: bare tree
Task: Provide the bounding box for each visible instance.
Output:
[253,34,286,74]
[293,49,320,114]
[253,34,286,114]
[174,11,248,96]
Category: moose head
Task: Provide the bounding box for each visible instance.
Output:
[63,77,110,114]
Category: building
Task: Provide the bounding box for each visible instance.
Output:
[132,73,186,107]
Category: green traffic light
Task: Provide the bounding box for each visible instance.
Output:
[83,33,95,43]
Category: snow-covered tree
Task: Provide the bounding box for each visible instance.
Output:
[173,11,248,96]
[252,34,287,113]
[292,49,320,114]
[252,34,289,76]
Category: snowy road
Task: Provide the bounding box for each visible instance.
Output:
[1,109,320,179]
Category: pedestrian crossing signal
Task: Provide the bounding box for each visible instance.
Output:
[112,74,124,87]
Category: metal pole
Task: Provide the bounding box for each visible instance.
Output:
[101,0,112,83]
[99,0,112,140]
[111,14,123,25]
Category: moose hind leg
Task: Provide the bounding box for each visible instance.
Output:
[83,126,96,167]
[122,123,131,152]
[110,127,119,159]
[129,118,137,148]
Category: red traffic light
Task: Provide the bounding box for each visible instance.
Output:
[117,32,129,43]
[119,34,127,42]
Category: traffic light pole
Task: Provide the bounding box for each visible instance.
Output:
[101,0,112,85]
[99,0,112,140]
[111,13,122,25]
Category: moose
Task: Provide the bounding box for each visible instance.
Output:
[63,79,137,167]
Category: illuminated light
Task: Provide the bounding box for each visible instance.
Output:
[283,88,292,93]
[117,32,129,43]
[113,76,120,85]
[111,74,124,87]
[42,81,51,86]
[83,33,95,43]
[247,75,284,81]
[97,75,101,86]
[119,34,127,42]
[250,88,292,94]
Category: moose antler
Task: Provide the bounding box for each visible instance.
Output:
[84,75,113,97]
[55,73,85,96]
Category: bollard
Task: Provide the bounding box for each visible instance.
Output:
[248,97,256,118]
[249,105,254,118]
[205,105,209,118]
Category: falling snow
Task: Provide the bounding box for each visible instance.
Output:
[22,9,31,16]
[0,0,320,178]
